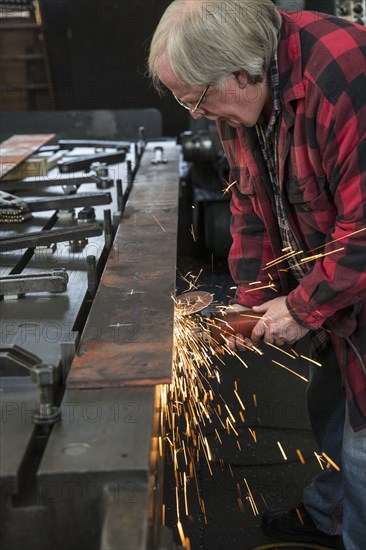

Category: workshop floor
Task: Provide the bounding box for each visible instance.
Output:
[164,252,336,550]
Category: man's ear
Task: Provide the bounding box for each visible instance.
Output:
[234,72,249,89]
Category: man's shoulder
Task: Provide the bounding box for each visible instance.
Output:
[281,11,366,105]
[283,10,366,55]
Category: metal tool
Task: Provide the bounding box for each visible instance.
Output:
[57,150,126,173]
[177,290,261,345]
[0,223,103,252]
[208,308,262,345]
[25,191,112,211]
[176,290,214,315]
[0,175,104,192]
[0,268,68,298]
[0,190,112,222]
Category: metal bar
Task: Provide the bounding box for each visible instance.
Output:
[86,255,97,297]
[0,223,103,252]
[57,139,130,151]
[0,269,69,296]
[103,209,113,251]
[26,191,112,212]
[57,151,126,173]
[0,175,103,192]
[124,160,133,204]
[116,179,123,212]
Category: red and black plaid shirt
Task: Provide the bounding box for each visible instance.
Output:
[217,11,366,430]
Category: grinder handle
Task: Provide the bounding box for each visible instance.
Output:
[209,310,262,345]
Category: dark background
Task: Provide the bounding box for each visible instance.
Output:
[38,0,336,137]
[39,0,336,137]
[1,1,338,138]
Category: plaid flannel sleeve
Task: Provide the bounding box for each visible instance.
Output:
[287,74,366,329]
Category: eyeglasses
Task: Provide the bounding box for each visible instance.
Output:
[173,85,209,113]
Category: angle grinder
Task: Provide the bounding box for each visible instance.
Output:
[176,290,262,346]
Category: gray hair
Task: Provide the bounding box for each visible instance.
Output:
[148,0,282,92]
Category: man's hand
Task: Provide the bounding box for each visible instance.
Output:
[251,296,309,346]
[223,303,255,351]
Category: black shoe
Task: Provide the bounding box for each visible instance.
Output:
[262,503,344,549]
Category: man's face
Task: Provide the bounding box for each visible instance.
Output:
[156,58,271,128]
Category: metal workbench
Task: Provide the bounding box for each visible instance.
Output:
[0,131,182,550]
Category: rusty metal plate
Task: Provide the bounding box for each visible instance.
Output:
[0,134,55,179]
[67,141,180,388]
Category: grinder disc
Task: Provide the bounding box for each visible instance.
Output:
[175,290,213,315]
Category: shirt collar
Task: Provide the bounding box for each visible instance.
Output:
[258,53,281,136]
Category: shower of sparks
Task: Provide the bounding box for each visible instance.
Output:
[160,290,271,543]
[160,229,366,540]
[161,274,331,546]
[263,227,366,271]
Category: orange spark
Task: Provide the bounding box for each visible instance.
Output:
[322,452,341,471]
[297,449,306,464]
[272,360,308,382]
[300,354,322,366]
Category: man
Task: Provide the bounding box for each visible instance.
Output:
[148,1,366,548]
